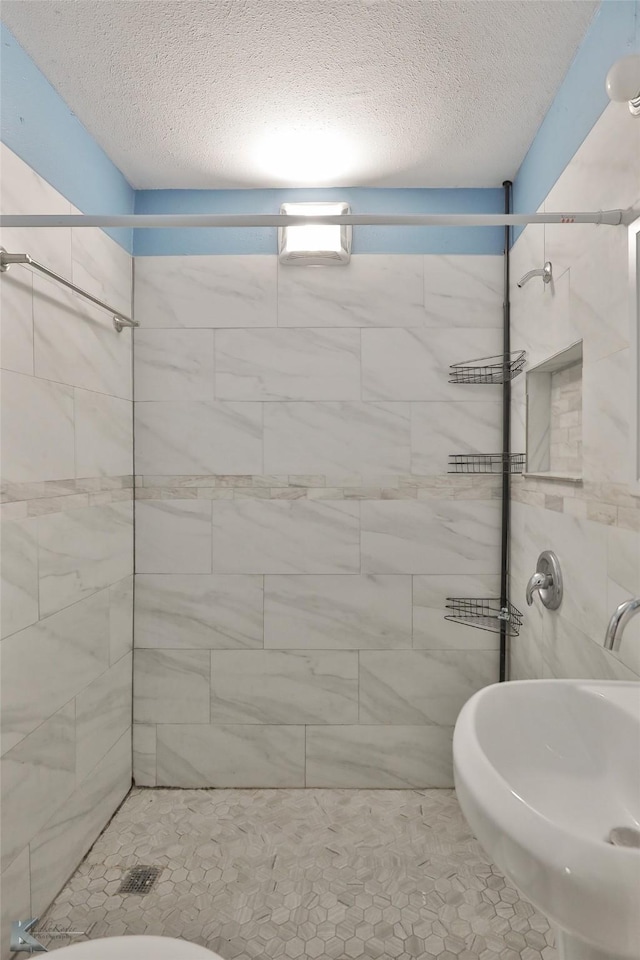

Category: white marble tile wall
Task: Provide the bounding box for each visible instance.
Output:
[135,500,213,573]
[135,649,211,724]
[361,328,502,401]
[306,726,454,788]
[0,516,39,638]
[1,702,76,874]
[29,732,131,917]
[208,650,360,724]
[156,724,306,788]
[133,247,505,788]
[263,574,412,649]
[216,328,362,401]
[135,574,264,649]
[134,255,277,328]
[135,400,262,475]
[38,501,133,616]
[509,103,640,685]
[0,143,133,953]
[359,649,496,726]
[411,402,502,475]
[361,500,501,574]
[277,254,426,327]
[208,500,361,574]
[263,401,412,476]
[1,370,75,484]
[74,389,133,477]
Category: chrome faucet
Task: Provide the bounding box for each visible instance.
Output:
[604,598,640,651]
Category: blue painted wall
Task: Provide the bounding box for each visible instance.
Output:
[133,187,504,256]
[513,0,640,237]
[1,3,638,255]
[0,23,135,251]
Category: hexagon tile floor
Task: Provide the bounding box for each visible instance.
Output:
[38,788,557,959]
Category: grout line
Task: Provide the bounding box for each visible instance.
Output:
[209,650,213,724]
[28,268,36,378]
[211,328,216,402]
[410,575,414,649]
[154,722,158,787]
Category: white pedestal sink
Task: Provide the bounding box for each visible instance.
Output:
[453,679,640,960]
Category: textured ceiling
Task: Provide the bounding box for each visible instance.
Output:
[1,0,597,189]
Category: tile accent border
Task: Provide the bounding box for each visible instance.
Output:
[133,474,503,502]
[4,471,636,525]
[0,476,134,520]
[511,475,640,532]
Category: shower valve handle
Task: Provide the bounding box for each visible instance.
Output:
[525,551,563,610]
[526,572,551,606]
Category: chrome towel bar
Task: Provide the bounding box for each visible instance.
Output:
[0,248,138,332]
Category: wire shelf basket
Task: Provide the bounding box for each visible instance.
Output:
[445,598,524,637]
[449,351,526,384]
[448,453,526,474]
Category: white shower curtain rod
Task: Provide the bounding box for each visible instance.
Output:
[0,209,630,228]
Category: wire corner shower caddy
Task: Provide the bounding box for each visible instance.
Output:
[449,350,526,385]
[445,598,524,638]
[447,452,526,475]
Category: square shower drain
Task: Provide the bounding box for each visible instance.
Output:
[118,866,161,894]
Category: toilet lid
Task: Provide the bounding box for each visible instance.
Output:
[50,936,223,959]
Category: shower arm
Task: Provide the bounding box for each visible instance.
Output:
[517,261,553,288]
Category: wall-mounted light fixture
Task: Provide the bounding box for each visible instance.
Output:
[606,54,640,117]
[278,202,352,265]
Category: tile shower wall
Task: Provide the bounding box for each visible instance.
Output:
[548,363,582,476]
[133,251,505,788]
[510,102,640,683]
[0,144,133,954]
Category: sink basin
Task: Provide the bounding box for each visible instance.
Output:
[453,679,640,960]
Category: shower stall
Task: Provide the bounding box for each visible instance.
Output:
[1,146,638,959]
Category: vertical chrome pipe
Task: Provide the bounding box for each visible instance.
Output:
[499,181,513,683]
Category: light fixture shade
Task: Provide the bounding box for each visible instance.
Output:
[278,202,352,265]
[605,54,640,112]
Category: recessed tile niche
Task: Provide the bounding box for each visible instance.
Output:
[526,341,583,481]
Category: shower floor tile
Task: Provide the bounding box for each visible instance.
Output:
[39,788,556,959]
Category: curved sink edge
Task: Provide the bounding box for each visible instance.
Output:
[453,679,640,956]
[456,681,640,855]
[453,758,640,954]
